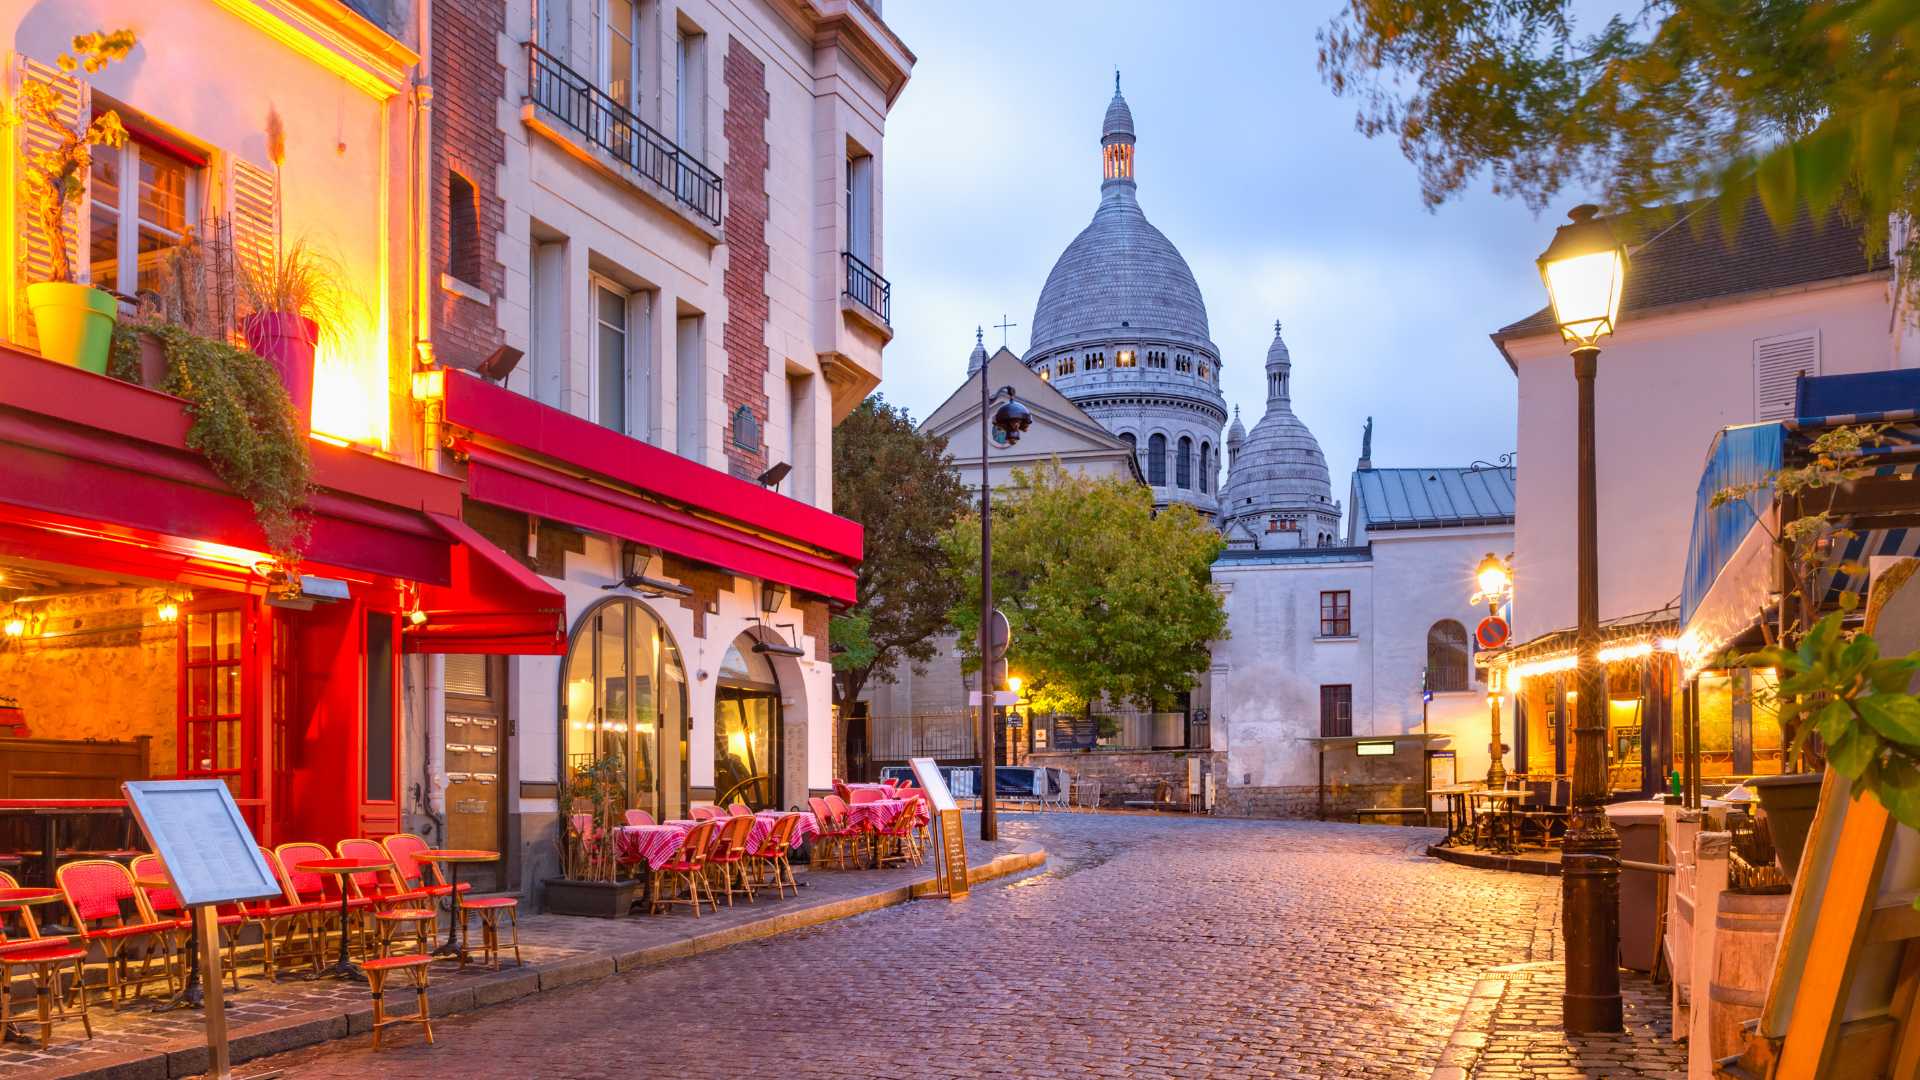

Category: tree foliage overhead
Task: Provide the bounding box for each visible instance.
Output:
[943,462,1227,718]
[830,396,971,706]
[1318,1,1920,298]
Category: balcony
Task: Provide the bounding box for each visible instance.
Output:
[843,251,890,324]
[523,43,722,229]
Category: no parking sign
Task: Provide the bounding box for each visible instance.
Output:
[1476,615,1510,650]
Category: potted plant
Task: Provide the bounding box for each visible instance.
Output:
[238,236,342,429]
[18,29,135,372]
[544,753,645,918]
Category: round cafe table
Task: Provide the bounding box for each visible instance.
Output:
[134,873,211,1010]
[293,859,389,982]
[414,850,499,963]
[0,888,68,1043]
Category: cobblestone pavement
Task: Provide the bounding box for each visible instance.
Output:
[1438,962,1685,1079]
[243,813,1595,1079]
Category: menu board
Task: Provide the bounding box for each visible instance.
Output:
[122,780,284,908]
[910,756,968,899]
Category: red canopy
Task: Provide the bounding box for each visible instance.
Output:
[402,513,568,655]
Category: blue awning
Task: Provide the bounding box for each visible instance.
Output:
[1794,369,1920,425]
[1679,423,1783,628]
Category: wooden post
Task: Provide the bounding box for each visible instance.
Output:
[197,904,230,1080]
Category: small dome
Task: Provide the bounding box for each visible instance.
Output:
[1266,321,1291,369]
[966,326,987,375]
[1102,79,1134,143]
[1224,322,1335,519]
[1227,405,1246,447]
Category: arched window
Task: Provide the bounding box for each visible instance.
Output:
[563,597,690,819]
[1176,436,1192,488]
[1427,620,1471,693]
[1147,433,1167,485]
[716,633,783,809]
[1199,442,1211,493]
[1120,432,1136,452]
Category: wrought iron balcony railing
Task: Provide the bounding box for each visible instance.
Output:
[525,43,722,227]
[843,251,890,323]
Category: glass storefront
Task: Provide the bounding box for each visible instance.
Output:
[562,598,688,820]
[714,636,781,810]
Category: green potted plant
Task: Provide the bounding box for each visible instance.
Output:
[18,29,134,372]
[238,236,343,430]
[544,752,645,917]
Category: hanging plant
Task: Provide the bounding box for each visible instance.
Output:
[138,323,312,562]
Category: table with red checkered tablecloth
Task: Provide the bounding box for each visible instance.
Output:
[616,812,819,871]
[845,798,929,833]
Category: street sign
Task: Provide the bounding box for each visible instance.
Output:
[988,608,1011,658]
[1476,615,1511,649]
[969,690,1020,706]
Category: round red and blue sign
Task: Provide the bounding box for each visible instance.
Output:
[1476,615,1510,650]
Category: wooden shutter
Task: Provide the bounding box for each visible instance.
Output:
[226,155,277,289]
[9,54,88,347]
[1754,330,1820,422]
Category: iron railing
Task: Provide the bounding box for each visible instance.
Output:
[525,43,722,227]
[843,251,891,322]
[870,713,975,761]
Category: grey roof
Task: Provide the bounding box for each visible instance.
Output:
[1353,466,1516,531]
[1103,84,1134,142]
[1027,85,1212,357]
[1226,405,1246,447]
[966,326,987,375]
[1214,545,1371,567]
[1222,323,1333,514]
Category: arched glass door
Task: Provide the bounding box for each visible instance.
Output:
[561,599,688,820]
[714,636,781,810]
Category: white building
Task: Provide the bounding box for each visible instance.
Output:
[418,0,913,891]
[1211,450,1515,817]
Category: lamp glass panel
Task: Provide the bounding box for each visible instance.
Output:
[1543,249,1624,343]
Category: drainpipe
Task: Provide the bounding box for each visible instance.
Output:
[411,0,444,841]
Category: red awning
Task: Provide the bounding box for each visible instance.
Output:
[402,513,568,655]
[460,444,858,603]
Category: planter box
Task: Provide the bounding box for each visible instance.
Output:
[542,877,644,918]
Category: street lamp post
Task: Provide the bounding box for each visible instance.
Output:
[1537,203,1629,1034]
[1473,552,1514,790]
[979,370,1030,843]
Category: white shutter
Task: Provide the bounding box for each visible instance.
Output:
[1754,331,1820,421]
[10,55,88,347]
[226,155,277,290]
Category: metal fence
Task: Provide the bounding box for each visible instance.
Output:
[870,712,975,761]
[869,708,1205,760]
[843,251,891,322]
[525,44,723,226]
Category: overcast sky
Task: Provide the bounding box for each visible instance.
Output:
[873,1,1591,486]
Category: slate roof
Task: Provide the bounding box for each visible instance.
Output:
[1353,466,1516,531]
[1495,198,1888,341]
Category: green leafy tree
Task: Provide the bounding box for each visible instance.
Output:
[943,462,1227,721]
[830,396,971,707]
[1318,2,1920,304]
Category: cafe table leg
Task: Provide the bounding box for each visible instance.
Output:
[433,864,462,960]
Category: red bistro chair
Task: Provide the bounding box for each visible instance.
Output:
[623,809,655,827]
[277,841,373,960]
[0,935,91,1045]
[689,805,721,822]
[336,839,437,961]
[848,788,885,805]
[747,814,801,899]
[381,833,471,900]
[807,797,859,870]
[727,803,752,818]
[704,815,754,907]
[129,854,245,993]
[651,820,719,917]
[56,859,180,1008]
[247,847,332,980]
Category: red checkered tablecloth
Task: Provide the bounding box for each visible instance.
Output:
[845,798,928,833]
[616,812,819,871]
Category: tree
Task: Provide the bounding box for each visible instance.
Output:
[830,396,971,708]
[943,462,1227,720]
[1318,2,1920,303]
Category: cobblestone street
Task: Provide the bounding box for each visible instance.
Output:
[232,813,1677,1079]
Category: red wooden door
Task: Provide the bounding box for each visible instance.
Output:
[178,599,259,803]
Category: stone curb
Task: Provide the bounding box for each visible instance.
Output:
[1426,844,1562,876]
[31,844,1047,1080]
[1429,973,1509,1080]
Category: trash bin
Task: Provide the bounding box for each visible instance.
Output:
[1607,800,1666,972]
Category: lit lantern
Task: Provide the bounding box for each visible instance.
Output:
[156,600,180,623]
[1536,204,1629,346]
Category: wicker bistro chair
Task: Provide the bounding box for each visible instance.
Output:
[129,855,246,993]
[381,833,472,901]
[277,841,374,961]
[334,840,437,963]
[247,847,333,981]
[806,798,855,870]
[623,809,655,827]
[651,820,719,917]
[727,803,752,818]
[359,953,434,1050]
[704,814,755,907]
[874,800,923,869]
[56,859,181,1008]
[848,788,885,805]
[0,935,91,1046]
[747,814,801,899]
[824,795,871,866]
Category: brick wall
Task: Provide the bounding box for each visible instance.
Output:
[430,0,506,369]
[720,37,770,480]
[1025,749,1226,810]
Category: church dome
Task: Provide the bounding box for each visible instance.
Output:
[1102,83,1134,142]
[1222,323,1339,546]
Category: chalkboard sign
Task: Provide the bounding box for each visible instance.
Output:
[122,780,283,908]
[910,756,968,899]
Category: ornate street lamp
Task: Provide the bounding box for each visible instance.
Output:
[1471,552,1514,789]
[979,360,1030,842]
[1537,203,1629,1034]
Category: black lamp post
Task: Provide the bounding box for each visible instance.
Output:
[1473,552,1514,789]
[979,372,1030,842]
[1536,203,1629,1034]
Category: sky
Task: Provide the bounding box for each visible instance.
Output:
[873,0,1588,489]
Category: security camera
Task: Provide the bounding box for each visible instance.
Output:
[991,396,1032,447]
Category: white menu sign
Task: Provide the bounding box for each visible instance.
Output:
[122,780,283,908]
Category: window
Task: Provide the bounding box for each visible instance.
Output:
[1426,620,1470,692]
[1319,685,1353,738]
[1147,433,1167,485]
[1059,356,1075,375]
[1116,349,1136,367]
[846,151,874,263]
[1199,442,1210,493]
[1086,353,1104,370]
[563,597,690,820]
[1754,330,1819,421]
[675,312,703,459]
[1038,366,1049,381]
[1319,590,1351,637]
[529,236,567,408]
[1198,363,1209,381]
[675,25,706,154]
[597,0,640,111]
[448,171,481,286]
[591,275,651,438]
[1176,435,1192,489]
[786,371,814,502]
[1120,432,1136,451]
[89,133,197,294]
[364,612,396,802]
